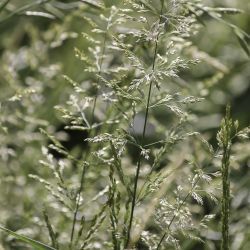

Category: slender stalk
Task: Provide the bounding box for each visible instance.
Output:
[0,0,10,14]
[221,146,230,250]
[90,31,108,124]
[70,25,108,248]
[220,106,232,250]
[70,162,88,245]
[125,2,164,248]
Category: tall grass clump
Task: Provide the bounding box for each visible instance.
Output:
[0,0,249,250]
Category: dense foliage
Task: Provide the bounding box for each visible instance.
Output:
[0,0,249,249]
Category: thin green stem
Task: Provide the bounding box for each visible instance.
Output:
[221,147,230,250]
[125,2,164,248]
[70,25,108,248]
[70,162,88,246]
[0,0,10,14]
[220,106,232,250]
[90,31,108,124]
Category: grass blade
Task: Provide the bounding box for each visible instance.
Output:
[234,28,250,57]
[0,0,10,13]
[0,225,56,250]
[24,11,55,19]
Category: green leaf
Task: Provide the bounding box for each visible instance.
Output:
[0,0,10,13]
[234,28,250,57]
[208,7,243,15]
[0,225,56,250]
[24,11,55,19]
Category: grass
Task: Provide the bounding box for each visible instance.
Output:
[125,2,164,247]
[217,106,234,250]
[0,0,249,250]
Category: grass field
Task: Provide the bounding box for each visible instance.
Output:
[0,0,249,249]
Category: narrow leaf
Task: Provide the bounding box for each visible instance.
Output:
[0,0,10,13]
[0,225,56,250]
[234,29,250,57]
[211,7,243,15]
[24,11,55,19]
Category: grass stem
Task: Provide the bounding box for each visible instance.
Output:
[125,2,164,248]
[220,106,232,250]
[70,25,108,248]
